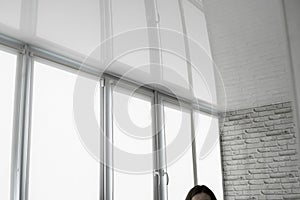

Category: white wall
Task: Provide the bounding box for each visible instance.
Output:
[203,0,293,111]
[284,1,300,95]
[284,0,300,172]
[284,0,300,130]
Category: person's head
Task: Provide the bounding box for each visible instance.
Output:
[185,185,217,200]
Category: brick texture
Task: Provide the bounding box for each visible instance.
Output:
[219,102,300,200]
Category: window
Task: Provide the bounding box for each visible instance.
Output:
[28,61,100,200]
[0,1,223,199]
[111,0,150,70]
[163,102,194,200]
[113,86,154,200]
[0,49,17,200]
[36,0,101,57]
[194,112,223,199]
[158,0,189,89]
[183,0,217,104]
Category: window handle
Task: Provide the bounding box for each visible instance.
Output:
[163,171,169,185]
[154,170,160,185]
[154,170,169,185]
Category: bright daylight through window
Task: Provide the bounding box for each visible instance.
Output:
[113,86,153,200]
[0,49,17,200]
[28,61,100,200]
[0,0,224,199]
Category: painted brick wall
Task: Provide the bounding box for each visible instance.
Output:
[203,0,293,111]
[219,102,300,200]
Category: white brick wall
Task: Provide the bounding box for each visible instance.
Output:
[220,102,300,200]
[203,0,293,111]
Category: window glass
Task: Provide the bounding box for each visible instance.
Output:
[162,53,189,89]
[111,0,150,70]
[0,0,22,29]
[113,86,153,200]
[183,1,211,52]
[164,103,194,200]
[0,49,17,200]
[28,61,100,200]
[158,0,189,89]
[194,112,224,200]
[183,1,217,104]
[36,0,101,57]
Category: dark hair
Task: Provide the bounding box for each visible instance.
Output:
[185,185,217,200]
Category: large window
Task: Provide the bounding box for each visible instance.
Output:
[113,86,154,200]
[36,0,101,57]
[158,0,189,89]
[0,1,224,199]
[163,102,195,200]
[194,112,224,200]
[111,0,150,70]
[0,49,17,200]
[0,47,223,200]
[28,61,100,200]
[183,0,217,104]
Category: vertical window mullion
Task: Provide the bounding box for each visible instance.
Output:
[191,111,198,186]
[153,92,168,200]
[11,51,23,200]
[11,45,33,200]
[100,77,114,200]
[20,48,33,200]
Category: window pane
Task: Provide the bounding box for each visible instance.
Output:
[158,0,189,89]
[183,1,217,104]
[0,0,22,29]
[183,1,211,53]
[164,103,194,200]
[162,53,189,89]
[194,112,223,200]
[113,86,153,200]
[36,0,101,57]
[28,61,100,200]
[0,49,17,200]
[112,0,149,69]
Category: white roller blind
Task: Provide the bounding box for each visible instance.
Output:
[111,0,150,72]
[183,0,217,105]
[36,0,101,58]
[158,0,189,89]
[0,0,217,106]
